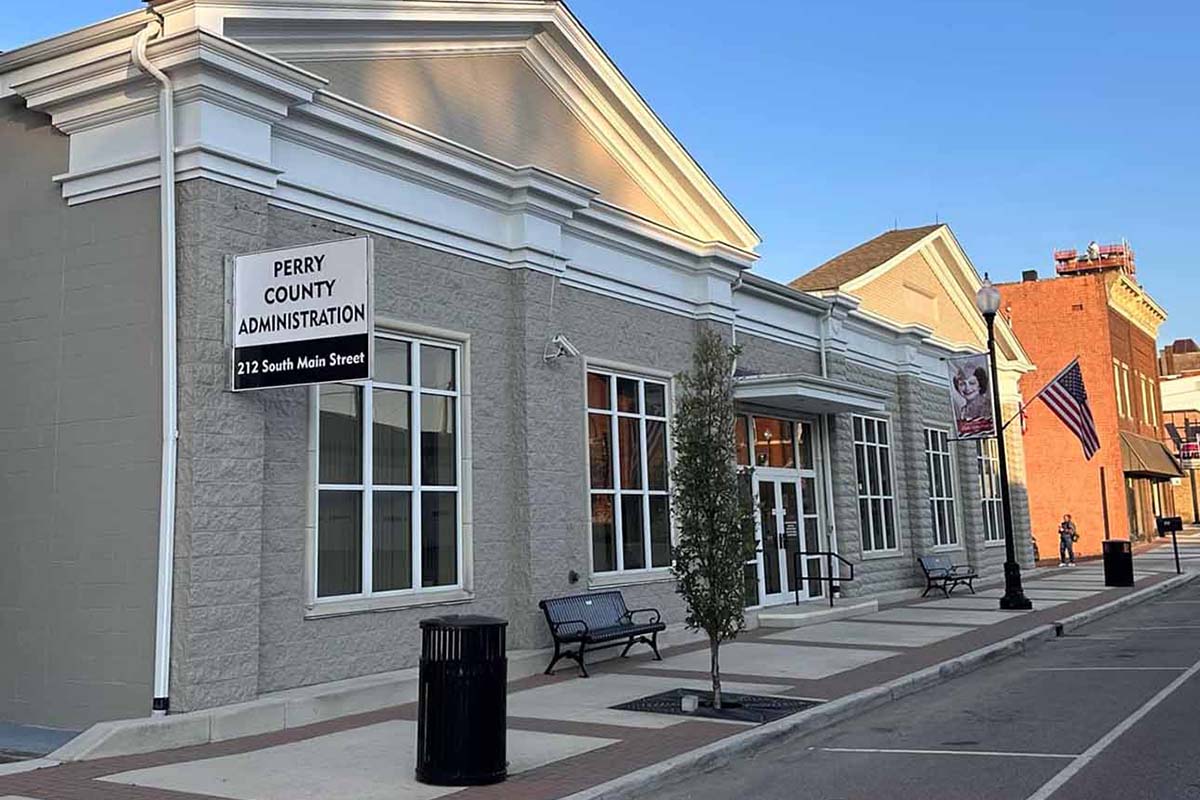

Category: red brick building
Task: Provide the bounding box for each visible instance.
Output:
[998,243,1178,560]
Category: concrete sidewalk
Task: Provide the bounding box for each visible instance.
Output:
[2,537,1197,800]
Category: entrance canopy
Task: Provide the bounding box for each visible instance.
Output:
[1120,431,1183,480]
[734,373,889,416]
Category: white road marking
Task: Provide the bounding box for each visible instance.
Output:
[1055,634,1127,640]
[1027,666,1185,672]
[1159,601,1200,604]
[1024,654,1200,800]
[813,747,1077,759]
[1112,625,1200,630]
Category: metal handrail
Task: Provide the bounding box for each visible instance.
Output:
[792,550,855,608]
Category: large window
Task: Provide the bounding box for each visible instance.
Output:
[587,370,671,573]
[977,438,1004,544]
[853,415,897,553]
[924,429,959,548]
[316,334,462,599]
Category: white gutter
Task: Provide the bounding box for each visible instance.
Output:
[132,16,178,717]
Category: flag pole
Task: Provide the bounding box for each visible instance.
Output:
[999,357,1081,432]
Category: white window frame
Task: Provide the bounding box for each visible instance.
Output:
[308,329,470,614]
[1122,363,1132,420]
[924,428,961,550]
[1141,374,1157,426]
[585,367,673,579]
[1139,374,1149,425]
[977,438,1005,545]
[1113,360,1124,418]
[852,415,899,555]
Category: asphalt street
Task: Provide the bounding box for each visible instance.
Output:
[656,578,1200,800]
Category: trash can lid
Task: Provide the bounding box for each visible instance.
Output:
[420,614,508,629]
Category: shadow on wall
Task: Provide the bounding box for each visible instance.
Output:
[315,55,675,227]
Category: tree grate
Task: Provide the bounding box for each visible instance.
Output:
[612,688,821,724]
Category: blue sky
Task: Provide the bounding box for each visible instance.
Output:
[5,1,1198,340]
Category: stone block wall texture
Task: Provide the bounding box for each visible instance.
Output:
[165,187,1042,706]
[0,156,1044,722]
[0,99,163,729]
[826,358,1033,600]
[171,181,272,712]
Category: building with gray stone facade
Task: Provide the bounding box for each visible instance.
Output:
[0,0,1034,732]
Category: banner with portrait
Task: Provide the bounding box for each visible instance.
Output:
[947,353,996,439]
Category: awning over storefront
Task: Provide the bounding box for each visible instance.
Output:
[734,373,889,416]
[1120,431,1183,479]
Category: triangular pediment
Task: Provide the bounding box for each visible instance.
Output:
[193,0,759,250]
[794,225,1032,367]
[293,53,676,229]
[850,248,986,350]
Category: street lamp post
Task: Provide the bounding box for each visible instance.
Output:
[975,276,1032,611]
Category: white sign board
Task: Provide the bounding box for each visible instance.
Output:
[947,352,996,439]
[231,237,372,390]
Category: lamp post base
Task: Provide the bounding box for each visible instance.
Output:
[999,561,1033,610]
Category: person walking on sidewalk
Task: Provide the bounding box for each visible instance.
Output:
[1059,514,1078,566]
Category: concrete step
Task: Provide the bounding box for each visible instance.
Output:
[757,599,878,629]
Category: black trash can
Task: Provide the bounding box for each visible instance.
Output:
[1102,539,1134,587]
[416,615,508,786]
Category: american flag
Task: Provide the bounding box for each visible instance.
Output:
[1039,360,1100,459]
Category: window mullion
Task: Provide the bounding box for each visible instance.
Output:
[854,435,872,550]
[610,377,624,572]
[454,348,463,589]
[412,345,423,591]
[362,382,373,596]
[924,437,937,545]
[312,385,322,597]
[871,426,884,548]
[639,382,652,569]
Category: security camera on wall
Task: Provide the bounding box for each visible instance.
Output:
[543,334,581,362]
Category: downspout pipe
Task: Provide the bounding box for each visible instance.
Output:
[133,17,177,716]
[730,274,743,374]
[817,302,837,584]
[818,303,830,379]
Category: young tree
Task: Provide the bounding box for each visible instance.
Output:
[670,328,758,709]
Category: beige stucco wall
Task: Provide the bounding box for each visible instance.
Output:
[298,54,675,228]
[851,251,981,348]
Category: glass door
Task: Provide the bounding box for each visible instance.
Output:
[755,473,802,604]
[781,482,802,596]
[798,425,824,599]
[741,415,829,606]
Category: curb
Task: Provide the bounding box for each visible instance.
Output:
[560,570,1198,800]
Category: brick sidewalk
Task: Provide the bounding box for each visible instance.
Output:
[0,559,1188,800]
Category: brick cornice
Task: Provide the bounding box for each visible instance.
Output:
[1107,273,1167,340]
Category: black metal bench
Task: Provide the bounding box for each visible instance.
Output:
[918,555,977,597]
[538,591,665,677]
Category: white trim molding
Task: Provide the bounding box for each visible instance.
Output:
[3,0,758,251]
[3,0,1003,393]
[3,9,760,324]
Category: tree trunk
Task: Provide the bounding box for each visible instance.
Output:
[710,636,722,710]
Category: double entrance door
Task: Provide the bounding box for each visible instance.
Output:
[739,416,827,606]
[755,471,824,604]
